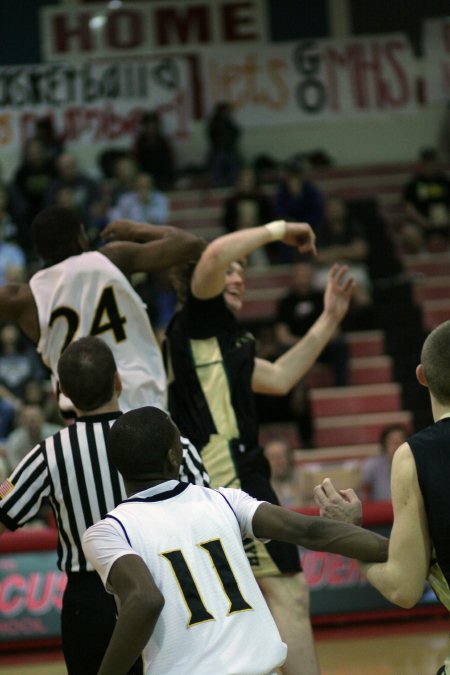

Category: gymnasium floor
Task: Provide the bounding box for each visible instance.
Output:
[0,618,448,674]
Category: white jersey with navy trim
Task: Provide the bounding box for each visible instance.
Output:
[82,481,287,675]
[30,250,166,413]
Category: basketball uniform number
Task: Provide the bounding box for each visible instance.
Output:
[161,538,252,627]
[49,286,127,354]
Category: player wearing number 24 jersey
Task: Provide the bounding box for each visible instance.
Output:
[0,206,204,413]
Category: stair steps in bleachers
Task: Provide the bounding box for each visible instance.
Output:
[314,410,413,448]
[306,355,393,388]
[311,383,401,417]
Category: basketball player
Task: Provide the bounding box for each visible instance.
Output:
[0,205,204,413]
[83,406,388,675]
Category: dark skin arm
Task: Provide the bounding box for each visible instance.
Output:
[0,220,203,345]
[97,554,164,675]
[0,284,40,343]
[252,503,388,562]
[100,220,205,274]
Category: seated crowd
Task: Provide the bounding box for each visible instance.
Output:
[0,109,448,522]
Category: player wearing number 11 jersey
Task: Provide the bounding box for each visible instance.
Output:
[0,205,204,414]
[83,406,388,675]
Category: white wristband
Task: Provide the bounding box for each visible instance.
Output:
[264,220,287,241]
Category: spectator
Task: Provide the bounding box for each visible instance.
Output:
[0,323,47,402]
[222,166,275,265]
[264,437,303,508]
[108,172,169,224]
[9,137,56,233]
[33,115,64,163]
[46,153,99,229]
[275,261,350,387]
[133,110,176,191]
[206,101,242,187]
[109,154,139,207]
[315,195,374,330]
[274,158,325,262]
[275,158,325,228]
[0,184,22,245]
[360,424,408,502]
[4,403,62,471]
[401,148,450,253]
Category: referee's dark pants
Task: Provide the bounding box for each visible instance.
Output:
[62,571,143,675]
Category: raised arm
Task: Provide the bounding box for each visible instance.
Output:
[191,221,316,299]
[252,264,354,395]
[0,284,39,343]
[358,442,431,608]
[97,554,164,675]
[252,502,388,562]
[100,220,205,274]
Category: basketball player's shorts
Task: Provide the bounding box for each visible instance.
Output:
[233,443,302,578]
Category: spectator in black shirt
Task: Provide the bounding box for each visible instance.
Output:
[401,148,450,253]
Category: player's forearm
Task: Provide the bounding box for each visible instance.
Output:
[97,594,163,675]
[270,311,340,394]
[199,223,276,269]
[291,516,389,562]
[253,505,388,563]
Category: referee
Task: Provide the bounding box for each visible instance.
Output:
[0,337,207,675]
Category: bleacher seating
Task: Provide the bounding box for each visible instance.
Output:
[168,162,447,488]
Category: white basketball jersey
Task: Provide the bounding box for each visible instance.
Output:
[30,251,166,412]
[83,481,287,675]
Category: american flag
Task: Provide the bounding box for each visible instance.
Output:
[0,479,13,499]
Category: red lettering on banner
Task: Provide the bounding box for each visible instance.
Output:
[0,575,26,615]
[53,13,93,53]
[107,10,143,50]
[0,617,46,635]
[208,55,289,110]
[325,40,410,112]
[302,551,366,589]
[28,573,60,613]
[325,46,352,112]
[0,115,12,145]
[0,571,67,617]
[222,2,257,41]
[382,40,410,106]
[155,7,211,46]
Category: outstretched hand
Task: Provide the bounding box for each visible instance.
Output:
[323,264,355,324]
[282,222,317,256]
[313,477,362,526]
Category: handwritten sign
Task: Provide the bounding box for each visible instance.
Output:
[202,35,417,125]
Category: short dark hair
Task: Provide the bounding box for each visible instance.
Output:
[379,424,407,452]
[32,206,83,263]
[421,321,450,404]
[107,406,178,478]
[57,337,117,411]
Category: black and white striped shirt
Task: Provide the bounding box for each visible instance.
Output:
[0,411,209,572]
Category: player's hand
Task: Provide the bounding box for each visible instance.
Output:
[323,264,355,323]
[101,220,140,242]
[282,222,317,256]
[313,477,362,526]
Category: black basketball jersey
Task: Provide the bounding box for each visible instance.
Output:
[409,417,450,610]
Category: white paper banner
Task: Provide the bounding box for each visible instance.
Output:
[202,34,417,124]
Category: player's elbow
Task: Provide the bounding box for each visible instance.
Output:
[388,586,422,609]
[128,588,165,623]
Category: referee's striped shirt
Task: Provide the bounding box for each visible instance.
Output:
[0,411,209,573]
